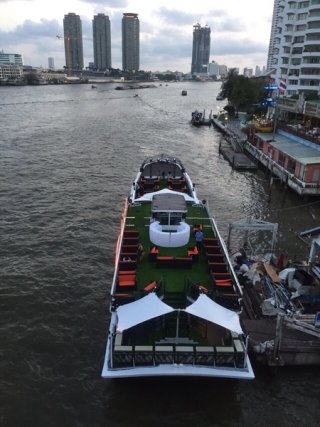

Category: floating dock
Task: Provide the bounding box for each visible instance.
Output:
[212,117,257,170]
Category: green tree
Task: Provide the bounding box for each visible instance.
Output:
[221,70,267,115]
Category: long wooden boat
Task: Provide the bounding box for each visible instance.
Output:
[101,155,254,379]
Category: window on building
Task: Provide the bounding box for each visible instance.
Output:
[287,157,296,174]
[278,152,285,167]
[298,1,309,8]
[293,36,304,43]
[311,168,320,182]
[292,47,303,54]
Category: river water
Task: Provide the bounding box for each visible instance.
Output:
[1,81,320,427]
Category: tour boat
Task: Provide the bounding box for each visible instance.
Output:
[101,155,254,379]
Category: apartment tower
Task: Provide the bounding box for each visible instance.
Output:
[191,23,211,74]
[63,13,84,72]
[93,13,111,71]
[269,0,320,96]
[122,13,140,72]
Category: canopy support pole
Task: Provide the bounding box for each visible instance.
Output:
[175,309,181,343]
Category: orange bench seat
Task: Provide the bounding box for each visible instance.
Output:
[118,274,136,288]
[144,281,158,292]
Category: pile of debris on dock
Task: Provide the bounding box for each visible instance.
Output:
[229,220,320,366]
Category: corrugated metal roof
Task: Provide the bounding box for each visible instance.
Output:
[258,132,320,165]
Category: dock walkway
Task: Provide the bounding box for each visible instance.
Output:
[212,117,257,170]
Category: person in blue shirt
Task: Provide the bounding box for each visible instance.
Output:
[195,230,204,251]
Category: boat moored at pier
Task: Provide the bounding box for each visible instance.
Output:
[102,155,254,379]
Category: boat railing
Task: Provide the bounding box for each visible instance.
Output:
[204,204,243,297]
[111,340,247,370]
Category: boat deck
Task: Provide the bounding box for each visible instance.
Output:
[113,191,241,312]
[102,160,254,378]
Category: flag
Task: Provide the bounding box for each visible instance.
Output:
[279,78,287,94]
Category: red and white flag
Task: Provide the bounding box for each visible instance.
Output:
[279,78,287,94]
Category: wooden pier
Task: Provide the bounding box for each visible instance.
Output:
[212,117,257,170]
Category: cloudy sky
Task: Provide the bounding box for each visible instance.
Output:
[0,0,274,72]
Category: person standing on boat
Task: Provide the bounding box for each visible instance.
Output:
[137,243,144,262]
[195,229,204,252]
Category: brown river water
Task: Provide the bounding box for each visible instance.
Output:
[1,81,319,427]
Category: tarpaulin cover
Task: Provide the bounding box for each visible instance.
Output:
[116,292,174,332]
[184,294,243,334]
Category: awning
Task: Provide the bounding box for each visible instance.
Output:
[135,188,196,203]
[184,294,243,334]
[116,293,174,332]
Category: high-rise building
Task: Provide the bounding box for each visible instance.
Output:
[93,13,111,71]
[243,67,253,77]
[48,57,55,70]
[63,13,84,72]
[122,13,140,72]
[268,0,320,96]
[266,0,282,72]
[191,23,211,74]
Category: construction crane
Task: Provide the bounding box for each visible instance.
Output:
[56,34,89,76]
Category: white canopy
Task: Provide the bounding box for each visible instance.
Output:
[135,188,196,203]
[116,292,175,332]
[184,294,243,334]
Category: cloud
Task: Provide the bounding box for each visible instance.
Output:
[156,7,196,26]
[212,36,267,56]
[14,18,62,38]
[79,0,128,7]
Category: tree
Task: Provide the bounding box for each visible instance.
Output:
[221,71,267,114]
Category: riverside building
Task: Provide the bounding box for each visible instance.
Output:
[268,0,320,96]
[0,51,23,66]
[63,13,84,72]
[191,23,211,75]
[122,13,140,72]
[93,13,112,71]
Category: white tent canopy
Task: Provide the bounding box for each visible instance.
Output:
[116,293,175,332]
[135,188,196,203]
[184,294,243,334]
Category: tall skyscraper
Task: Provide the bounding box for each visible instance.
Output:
[266,0,282,72]
[267,0,320,96]
[63,13,84,72]
[93,13,111,71]
[122,13,140,72]
[191,23,211,74]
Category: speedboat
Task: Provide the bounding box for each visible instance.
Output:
[101,155,254,379]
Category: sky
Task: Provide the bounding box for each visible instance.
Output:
[0,0,275,73]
